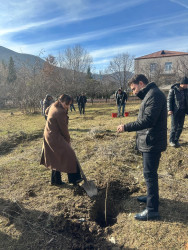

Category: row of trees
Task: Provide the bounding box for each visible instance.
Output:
[0,45,135,111]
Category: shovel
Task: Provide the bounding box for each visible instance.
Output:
[77,160,98,198]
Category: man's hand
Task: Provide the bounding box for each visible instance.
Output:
[117,125,125,133]
[168,111,173,115]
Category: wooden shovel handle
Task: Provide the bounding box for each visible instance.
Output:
[77,159,88,182]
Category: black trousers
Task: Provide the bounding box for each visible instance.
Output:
[80,104,85,114]
[170,110,185,143]
[51,165,81,185]
[143,152,161,212]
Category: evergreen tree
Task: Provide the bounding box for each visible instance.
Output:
[7,56,17,83]
[87,66,92,79]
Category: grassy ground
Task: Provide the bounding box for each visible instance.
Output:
[0,102,188,250]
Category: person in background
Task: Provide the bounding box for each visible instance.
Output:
[40,99,44,116]
[79,93,87,114]
[43,94,54,120]
[70,98,76,112]
[167,76,188,147]
[117,74,167,221]
[116,88,128,117]
[40,94,83,186]
[76,95,81,113]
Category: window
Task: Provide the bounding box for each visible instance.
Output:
[150,63,157,73]
[165,62,172,72]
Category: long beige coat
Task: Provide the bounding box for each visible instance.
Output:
[40,101,77,173]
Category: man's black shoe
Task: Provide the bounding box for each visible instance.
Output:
[175,141,181,147]
[137,196,147,203]
[134,209,160,221]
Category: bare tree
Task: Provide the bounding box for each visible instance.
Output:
[0,45,94,110]
[138,60,163,85]
[0,62,8,106]
[96,70,117,102]
[107,53,134,90]
[177,56,188,78]
[57,44,93,94]
[0,61,8,85]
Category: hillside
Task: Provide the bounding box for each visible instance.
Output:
[0,46,45,68]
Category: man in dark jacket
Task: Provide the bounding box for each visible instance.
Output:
[167,76,188,147]
[117,74,167,221]
[116,88,128,117]
[79,93,87,114]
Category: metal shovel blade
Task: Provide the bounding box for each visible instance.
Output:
[81,180,98,197]
[76,158,98,197]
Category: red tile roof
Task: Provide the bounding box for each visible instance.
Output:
[135,50,188,60]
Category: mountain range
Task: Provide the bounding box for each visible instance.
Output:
[0,46,45,68]
[0,46,133,87]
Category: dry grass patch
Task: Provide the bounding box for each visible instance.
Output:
[0,102,188,249]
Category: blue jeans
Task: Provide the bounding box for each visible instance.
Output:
[70,104,75,111]
[118,103,125,116]
[143,152,161,212]
[170,110,185,143]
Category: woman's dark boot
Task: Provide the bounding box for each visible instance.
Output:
[68,164,83,185]
[51,170,65,185]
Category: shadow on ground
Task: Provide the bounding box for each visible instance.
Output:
[120,195,188,224]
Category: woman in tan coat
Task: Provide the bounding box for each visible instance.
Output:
[40,94,82,185]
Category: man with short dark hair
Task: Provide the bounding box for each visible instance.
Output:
[167,76,188,147]
[117,74,167,221]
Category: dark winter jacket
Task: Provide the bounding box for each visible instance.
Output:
[167,83,188,114]
[79,95,87,106]
[124,82,167,153]
[116,91,128,105]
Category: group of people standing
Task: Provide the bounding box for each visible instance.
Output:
[76,93,87,114]
[40,74,188,222]
[41,93,87,116]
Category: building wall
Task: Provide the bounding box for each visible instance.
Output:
[135,55,188,77]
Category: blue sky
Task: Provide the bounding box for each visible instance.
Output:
[0,0,188,72]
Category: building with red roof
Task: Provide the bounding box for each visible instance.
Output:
[134,50,188,86]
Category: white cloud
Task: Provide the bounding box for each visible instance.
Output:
[0,19,60,36]
[1,10,188,58]
[0,0,150,35]
[170,0,188,8]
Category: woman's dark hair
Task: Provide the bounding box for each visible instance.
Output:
[128,74,149,86]
[59,94,72,105]
[54,94,72,107]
